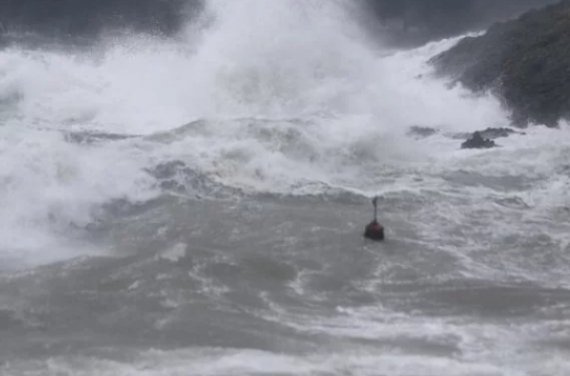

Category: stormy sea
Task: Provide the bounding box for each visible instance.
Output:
[1,1,569,375]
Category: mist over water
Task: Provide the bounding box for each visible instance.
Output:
[1,1,569,375]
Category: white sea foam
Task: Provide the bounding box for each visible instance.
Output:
[1,3,569,374]
[0,0,566,275]
[3,344,569,376]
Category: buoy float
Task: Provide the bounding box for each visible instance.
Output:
[364,196,384,241]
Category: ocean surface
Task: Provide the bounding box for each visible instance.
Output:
[1,1,569,375]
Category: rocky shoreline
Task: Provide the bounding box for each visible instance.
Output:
[431,0,570,127]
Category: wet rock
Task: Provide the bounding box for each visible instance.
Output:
[461,132,496,149]
[407,126,439,139]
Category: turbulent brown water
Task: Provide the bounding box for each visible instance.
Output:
[1,1,569,375]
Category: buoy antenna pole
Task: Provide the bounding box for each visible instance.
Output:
[372,196,378,221]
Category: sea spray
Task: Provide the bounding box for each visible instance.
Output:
[0,0,510,264]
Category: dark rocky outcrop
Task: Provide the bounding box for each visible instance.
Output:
[461,132,497,149]
[431,0,570,127]
[407,126,439,139]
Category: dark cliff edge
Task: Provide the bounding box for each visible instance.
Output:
[431,0,570,127]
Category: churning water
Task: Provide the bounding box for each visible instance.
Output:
[1,1,569,375]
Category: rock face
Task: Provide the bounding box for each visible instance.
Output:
[461,132,497,149]
[431,0,570,127]
[407,126,439,139]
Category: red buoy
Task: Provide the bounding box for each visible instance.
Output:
[364,197,384,241]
